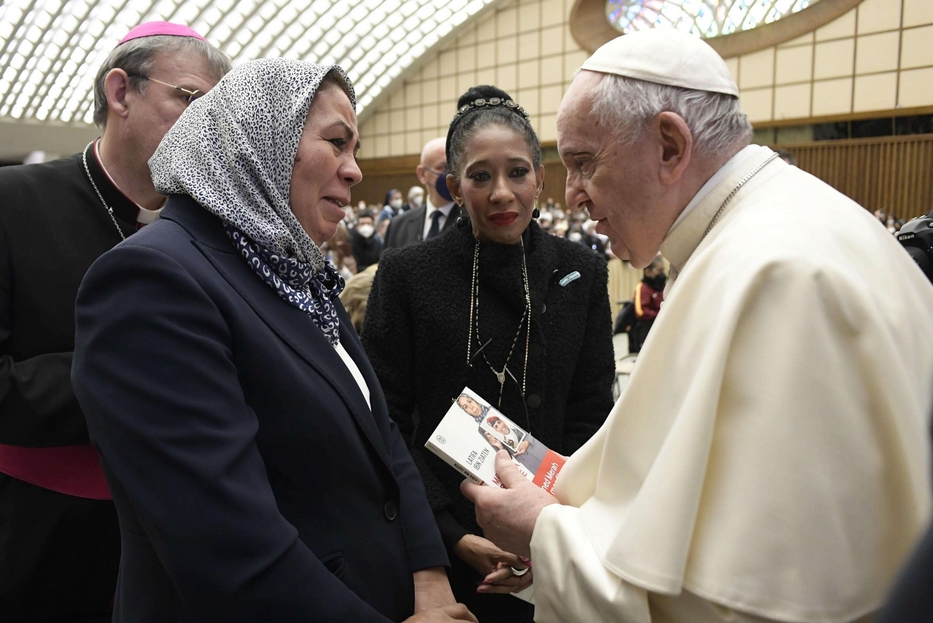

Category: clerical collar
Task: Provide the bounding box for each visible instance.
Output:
[92,139,166,225]
[665,144,760,238]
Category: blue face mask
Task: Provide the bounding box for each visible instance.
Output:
[426,167,453,203]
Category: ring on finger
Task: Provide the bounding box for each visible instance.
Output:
[510,566,529,576]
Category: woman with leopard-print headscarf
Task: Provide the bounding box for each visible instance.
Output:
[72,58,475,623]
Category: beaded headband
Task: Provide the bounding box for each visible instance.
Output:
[449,96,530,127]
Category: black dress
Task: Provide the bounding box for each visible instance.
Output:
[0,143,134,622]
[362,221,615,621]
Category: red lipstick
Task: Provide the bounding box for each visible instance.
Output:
[488,212,518,227]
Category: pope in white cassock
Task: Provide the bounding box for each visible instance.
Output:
[462,28,933,623]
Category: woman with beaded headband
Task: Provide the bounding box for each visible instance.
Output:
[363,85,615,621]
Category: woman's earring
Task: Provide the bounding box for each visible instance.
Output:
[532,199,540,219]
[456,211,466,228]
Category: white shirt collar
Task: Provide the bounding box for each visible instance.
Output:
[426,197,455,216]
[423,197,456,238]
[94,139,167,220]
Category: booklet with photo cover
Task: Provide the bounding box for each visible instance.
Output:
[424,386,566,494]
[424,387,567,604]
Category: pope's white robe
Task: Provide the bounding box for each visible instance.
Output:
[530,146,933,623]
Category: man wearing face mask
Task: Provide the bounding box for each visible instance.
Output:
[350,210,383,272]
[385,138,460,249]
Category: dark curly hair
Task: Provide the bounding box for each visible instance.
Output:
[445,85,542,180]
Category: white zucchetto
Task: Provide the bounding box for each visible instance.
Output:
[581,29,739,97]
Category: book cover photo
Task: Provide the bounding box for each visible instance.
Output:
[425,387,565,494]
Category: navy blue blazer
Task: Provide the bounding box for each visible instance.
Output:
[72,196,447,622]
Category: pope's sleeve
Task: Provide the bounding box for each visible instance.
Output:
[72,244,394,622]
[530,504,652,623]
[530,505,809,623]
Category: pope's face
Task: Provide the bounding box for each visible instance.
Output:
[458,395,482,417]
[557,71,664,269]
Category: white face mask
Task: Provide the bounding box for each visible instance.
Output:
[390,199,404,210]
[410,195,423,209]
[568,231,583,243]
[356,224,375,238]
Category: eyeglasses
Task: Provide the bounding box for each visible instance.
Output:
[128,73,205,105]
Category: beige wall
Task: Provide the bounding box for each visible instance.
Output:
[359,0,933,159]
[732,0,933,124]
[358,0,586,159]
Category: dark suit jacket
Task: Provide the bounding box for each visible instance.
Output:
[72,196,447,622]
[384,204,459,249]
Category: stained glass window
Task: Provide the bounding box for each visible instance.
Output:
[606,0,819,38]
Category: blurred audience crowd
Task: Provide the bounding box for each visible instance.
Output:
[329,193,615,282]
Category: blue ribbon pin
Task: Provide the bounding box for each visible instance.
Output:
[559,271,581,287]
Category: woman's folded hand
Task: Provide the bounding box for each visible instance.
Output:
[477,560,534,594]
[453,534,532,593]
[404,603,478,622]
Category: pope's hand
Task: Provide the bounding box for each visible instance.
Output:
[461,450,558,558]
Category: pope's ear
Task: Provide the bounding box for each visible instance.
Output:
[104,68,132,120]
[655,111,692,185]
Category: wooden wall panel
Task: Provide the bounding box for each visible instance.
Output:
[352,173,422,209]
[358,134,933,227]
[356,154,422,208]
[786,134,933,221]
[541,160,568,210]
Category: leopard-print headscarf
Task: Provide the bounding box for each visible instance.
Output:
[149,58,356,344]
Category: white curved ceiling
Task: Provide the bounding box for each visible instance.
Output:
[0,0,498,127]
